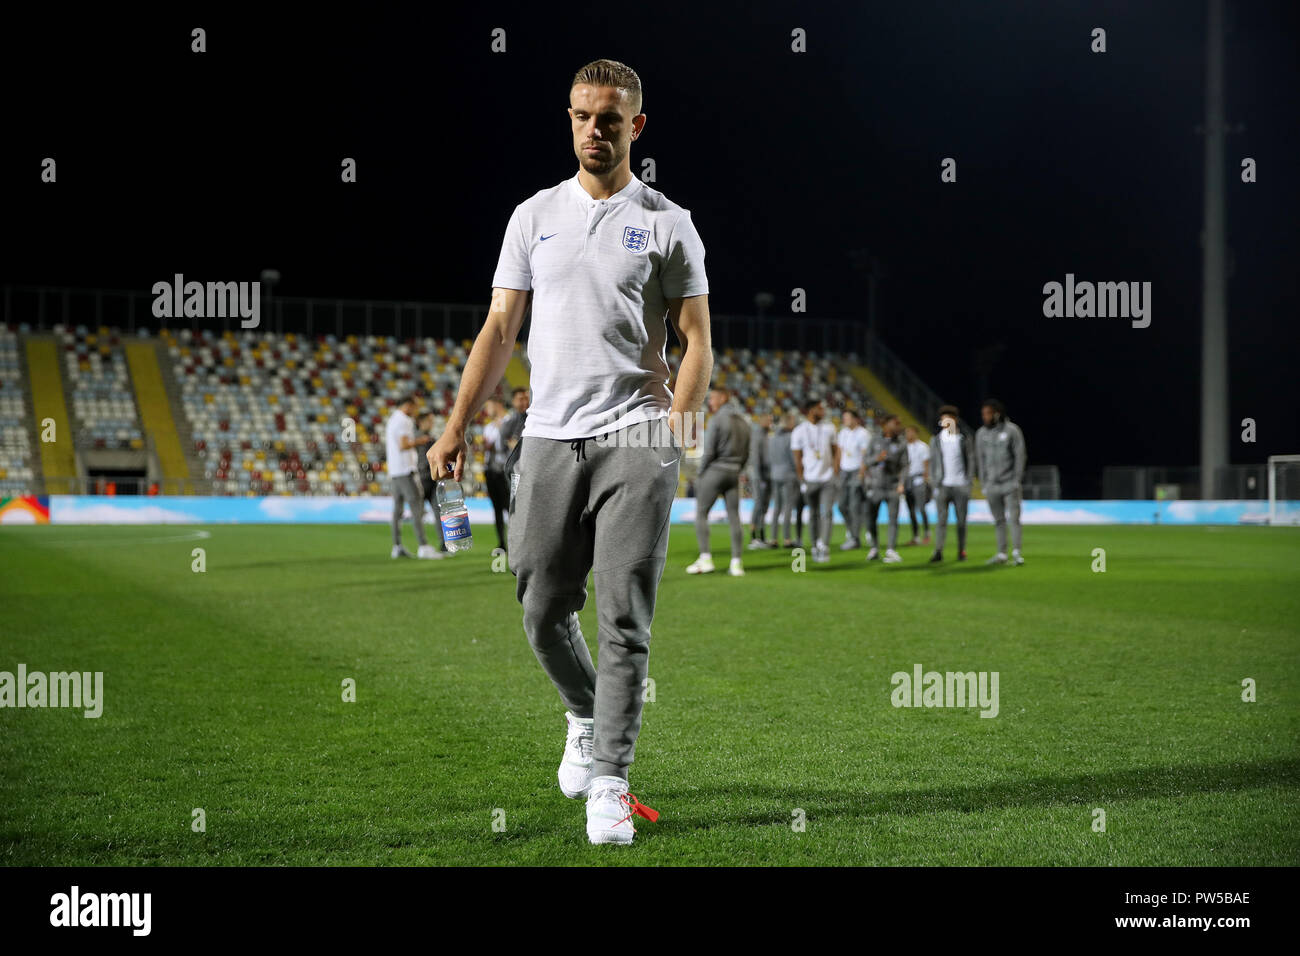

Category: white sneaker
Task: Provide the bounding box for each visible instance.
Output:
[883,549,902,564]
[729,558,745,576]
[866,547,880,561]
[1012,550,1025,566]
[586,775,658,845]
[840,538,860,551]
[391,545,413,559]
[747,539,765,551]
[986,552,1009,565]
[686,554,715,574]
[558,711,594,799]
[417,544,443,560]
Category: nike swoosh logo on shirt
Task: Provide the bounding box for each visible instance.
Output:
[539,233,557,241]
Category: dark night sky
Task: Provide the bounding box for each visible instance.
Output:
[2,1,1296,495]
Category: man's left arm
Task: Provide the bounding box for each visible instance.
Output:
[667,294,712,448]
[1013,425,1027,485]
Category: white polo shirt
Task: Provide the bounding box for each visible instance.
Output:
[836,425,871,472]
[790,420,837,484]
[385,408,416,478]
[492,174,709,440]
[939,431,966,486]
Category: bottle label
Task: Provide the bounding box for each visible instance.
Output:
[442,513,471,541]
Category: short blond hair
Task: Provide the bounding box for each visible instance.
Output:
[571,59,642,114]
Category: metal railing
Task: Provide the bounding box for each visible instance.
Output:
[1101,464,1274,501]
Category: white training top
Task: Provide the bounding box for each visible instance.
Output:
[385,408,416,478]
[906,439,930,480]
[492,173,709,440]
[791,420,837,484]
[837,425,871,472]
[939,430,966,486]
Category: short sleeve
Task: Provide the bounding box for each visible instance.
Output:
[660,211,709,299]
[491,205,533,291]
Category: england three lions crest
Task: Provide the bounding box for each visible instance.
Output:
[622,226,650,253]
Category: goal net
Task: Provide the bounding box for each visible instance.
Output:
[1267,455,1300,525]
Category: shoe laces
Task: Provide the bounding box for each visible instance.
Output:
[569,727,593,762]
[590,782,659,828]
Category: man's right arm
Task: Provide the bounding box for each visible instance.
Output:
[428,288,529,481]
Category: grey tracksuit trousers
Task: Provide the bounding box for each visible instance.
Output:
[985,483,1023,554]
[866,486,901,550]
[750,478,771,536]
[772,478,800,544]
[390,474,429,548]
[804,481,833,547]
[695,464,744,559]
[934,483,971,552]
[508,421,680,781]
[836,471,866,543]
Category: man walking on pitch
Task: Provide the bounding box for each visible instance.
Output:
[413,411,446,554]
[902,424,931,546]
[481,398,512,552]
[428,59,711,845]
[385,394,440,560]
[747,411,774,550]
[928,404,974,563]
[834,409,870,550]
[687,386,750,576]
[976,398,1027,566]
[768,410,801,548]
[791,397,837,563]
[863,413,908,563]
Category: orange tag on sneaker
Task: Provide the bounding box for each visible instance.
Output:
[626,794,659,823]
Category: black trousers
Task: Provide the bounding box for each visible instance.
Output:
[485,468,510,549]
[418,474,446,550]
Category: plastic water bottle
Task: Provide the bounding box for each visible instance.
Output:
[436,478,473,552]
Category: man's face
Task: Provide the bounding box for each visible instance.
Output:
[807,403,824,424]
[904,426,917,443]
[842,412,858,429]
[981,405,996,427]
[707,390,727,413]
[401,400,416,417]
[569,84,642,176]
[884,417,901,438]
[512,391,529,414]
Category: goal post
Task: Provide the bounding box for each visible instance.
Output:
[1267,455,1300,526]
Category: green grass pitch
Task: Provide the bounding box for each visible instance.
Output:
[1,520,1297,866]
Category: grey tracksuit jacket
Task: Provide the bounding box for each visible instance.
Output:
[697,402,751,475]
[747,422,770,483]
[768,428,795,482]
[975,418,1027,492]
[865,433,909,494]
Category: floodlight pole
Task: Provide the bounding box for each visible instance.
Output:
[1200,0,1228,499]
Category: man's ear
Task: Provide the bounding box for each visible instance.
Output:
[632,113,647,139]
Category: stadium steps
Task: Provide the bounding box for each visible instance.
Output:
[24,335,77,493]
[125,340,193,493]
[504,344,530,392]
[151,339,204,488]
[844,363,932,442]
[15,334,46,494]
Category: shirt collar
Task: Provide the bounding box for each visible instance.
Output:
[569,172,642,206]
